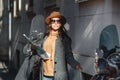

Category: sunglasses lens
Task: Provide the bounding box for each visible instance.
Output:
[51,19,61,23]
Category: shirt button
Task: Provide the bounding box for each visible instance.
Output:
[55,62,57,64]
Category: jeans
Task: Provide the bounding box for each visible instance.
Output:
[43,76,54,80]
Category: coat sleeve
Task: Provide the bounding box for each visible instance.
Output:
[64,36,80,68]
[15,57,33,80]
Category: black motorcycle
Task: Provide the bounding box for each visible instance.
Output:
[90,46,120,80]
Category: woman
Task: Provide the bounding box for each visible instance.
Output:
[39,11,82,80]
[15,11,82,80]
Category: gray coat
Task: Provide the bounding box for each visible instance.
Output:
[42,35,79,80]
[15,35,79,80]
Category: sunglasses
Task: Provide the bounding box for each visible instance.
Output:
[50,19,61,23]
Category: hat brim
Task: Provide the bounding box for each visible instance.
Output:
[45,13,66,25]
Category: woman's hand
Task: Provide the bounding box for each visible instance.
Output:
[31,44,36,50]
[31,44,37,54]
[75,64,83,70]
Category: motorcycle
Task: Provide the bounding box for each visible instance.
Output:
[90,46,120,80]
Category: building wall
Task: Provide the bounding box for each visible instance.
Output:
[0,0,9,62]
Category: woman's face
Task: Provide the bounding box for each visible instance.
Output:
[50,18,61,31]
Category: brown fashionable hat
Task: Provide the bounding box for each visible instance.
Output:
[45,11,66,25]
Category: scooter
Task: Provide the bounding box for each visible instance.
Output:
[90,46,120,80]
